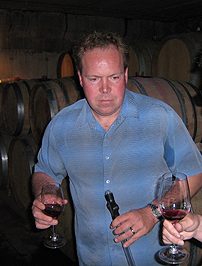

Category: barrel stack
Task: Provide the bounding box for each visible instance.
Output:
[0,76,82,263]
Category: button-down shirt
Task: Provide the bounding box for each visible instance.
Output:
[35,89,202,265]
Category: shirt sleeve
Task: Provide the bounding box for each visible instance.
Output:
[34,118,67,184]
[164,107,202,177]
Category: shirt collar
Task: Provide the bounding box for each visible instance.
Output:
[121,89,139,119]
[76,89,139,128]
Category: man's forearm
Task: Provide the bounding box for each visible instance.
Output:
[32,172,55,198]
[188,173,202,197]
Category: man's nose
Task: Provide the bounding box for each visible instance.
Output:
[100,79,111,93]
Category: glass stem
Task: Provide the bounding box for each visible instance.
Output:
[52,225,55,236]
[52,225,57,242]
[170,244,178,254]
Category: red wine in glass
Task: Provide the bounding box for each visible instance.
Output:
[41,182,66,249]
[43,203,64,218]
[158,172,191,265]
[161,209,188,221]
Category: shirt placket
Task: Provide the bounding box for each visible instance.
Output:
[103,131,112,192]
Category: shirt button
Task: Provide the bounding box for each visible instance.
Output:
[106,180,110,184]
[105,156,109,160]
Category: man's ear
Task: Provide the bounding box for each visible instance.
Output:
[125,67,128,84]
[78,71,83,87]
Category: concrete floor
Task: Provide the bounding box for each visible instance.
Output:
[0,198,78,266]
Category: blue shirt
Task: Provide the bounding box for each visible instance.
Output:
[35,89,202,266]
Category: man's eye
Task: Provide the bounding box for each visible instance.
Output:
[112,76,119,80]
[89,77,98,82]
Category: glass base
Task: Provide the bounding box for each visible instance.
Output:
[158,246,189,265]
[44,234,67,249]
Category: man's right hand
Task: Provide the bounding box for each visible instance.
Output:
[31,196,58,229]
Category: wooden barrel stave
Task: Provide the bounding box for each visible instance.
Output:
[128,45,151,77]
[29,82,58,145]
[56,77,82,105]
[151,32,202,87]
[8,134,39,210]
[57,52,74,79]
[0,126,12,189]
[29,78,81,145]
[0,82,8,127]
[2,81,35,136]
[166,79,195,139]
[128,39,158,77]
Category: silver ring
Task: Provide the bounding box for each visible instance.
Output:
[130,227,136,235]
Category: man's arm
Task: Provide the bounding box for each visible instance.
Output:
[187,173,202,197]
[32,172,56,198]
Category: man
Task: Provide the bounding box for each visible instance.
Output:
[32,31,202,265]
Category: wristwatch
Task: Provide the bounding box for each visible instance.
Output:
[147,203,164,221]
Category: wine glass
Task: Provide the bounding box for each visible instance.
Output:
[41,181,67,249]
[158,172,191,264]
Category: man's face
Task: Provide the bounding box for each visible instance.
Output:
[78,45,128,120]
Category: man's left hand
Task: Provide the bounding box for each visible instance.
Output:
[110,206,158,247]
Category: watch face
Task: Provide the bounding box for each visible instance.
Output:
[148,203,163,220]
[155,209,161,217]
[155,208,164,221]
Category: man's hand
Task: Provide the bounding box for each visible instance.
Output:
[31,172,68,229]
[162,213,200,245]
[31,195,68,229]
[110,206,158,247]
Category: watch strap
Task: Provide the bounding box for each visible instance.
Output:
[147,203,164,221]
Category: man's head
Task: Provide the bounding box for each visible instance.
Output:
[73,31,129,74]
[73,31,129,127]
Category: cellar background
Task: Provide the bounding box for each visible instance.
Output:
[1,1,202,265]
[0,1,202,80]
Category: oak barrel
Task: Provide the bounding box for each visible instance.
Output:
[128,39,157,77]
[0,126,12,189]
[8,134,39,210]
[57,52,74,79]
[29,78,82,144]
[152,32,202,87]
[2,80,38,136]
[0,81,9,127]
